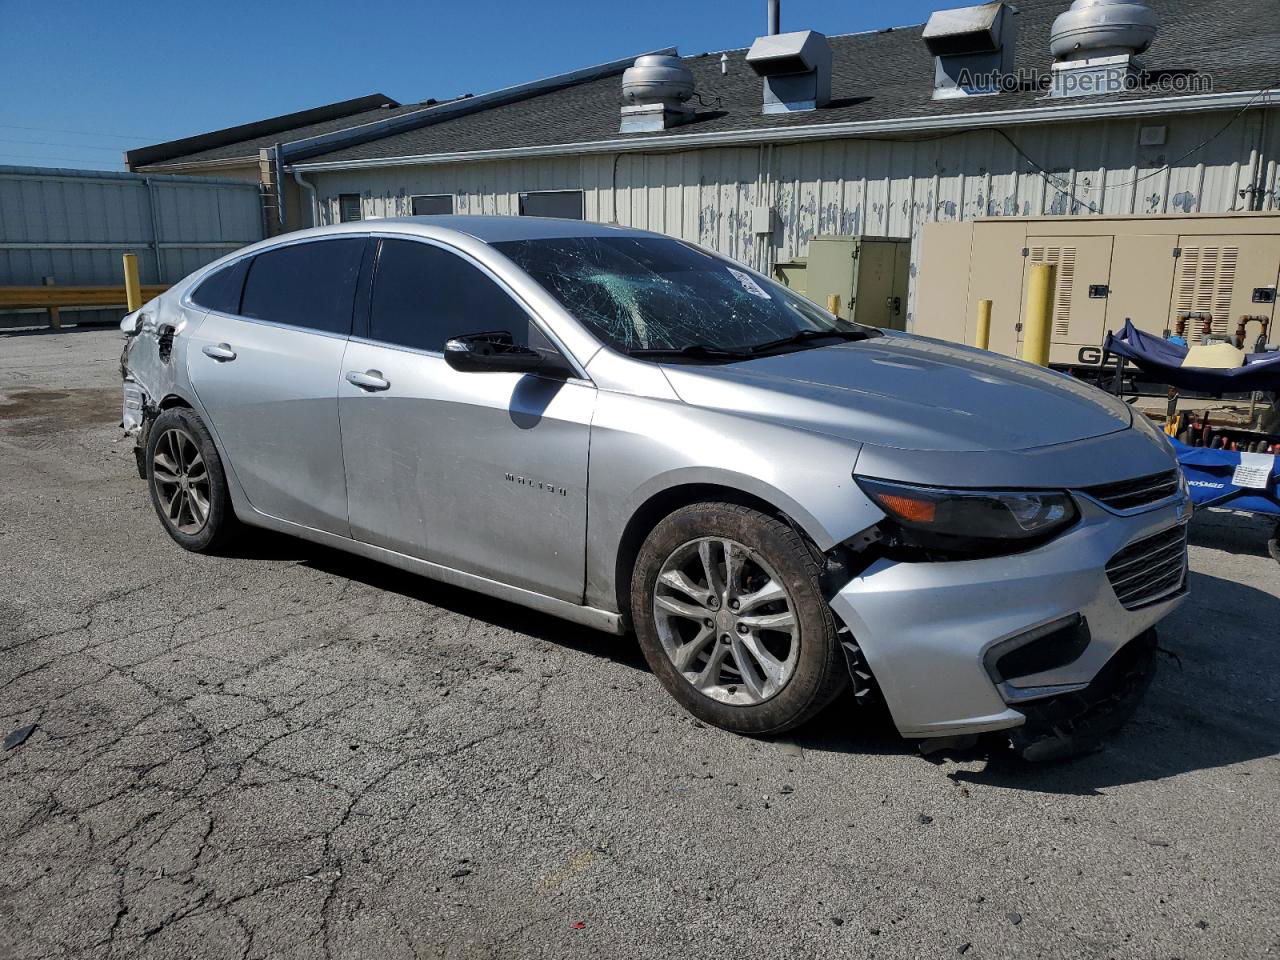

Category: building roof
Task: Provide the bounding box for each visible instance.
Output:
[293,0,1280,168]
[126,93,413,169]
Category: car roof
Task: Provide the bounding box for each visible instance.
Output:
[315,215,654,244]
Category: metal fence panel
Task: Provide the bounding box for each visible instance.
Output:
[0,165,262,326]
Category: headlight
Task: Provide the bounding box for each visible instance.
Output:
[857,477,1079,558]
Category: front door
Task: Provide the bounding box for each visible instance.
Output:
[186,236,366,536]
[338,237,594,602]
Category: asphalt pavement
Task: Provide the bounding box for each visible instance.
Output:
[1,325,1278,959]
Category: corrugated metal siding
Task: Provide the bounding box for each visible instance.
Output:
[309,108,1279,327]
[0,165,263,325]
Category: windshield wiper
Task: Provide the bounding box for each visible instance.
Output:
[628,343,751,362]
[747,328,872,355]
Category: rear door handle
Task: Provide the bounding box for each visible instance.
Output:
[202,343,236,362]
[345,369,390,391]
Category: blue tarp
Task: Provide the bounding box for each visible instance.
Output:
[1103,319,1280,393]
[1174,439,1280,516]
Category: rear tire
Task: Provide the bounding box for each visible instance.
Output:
[145,407,239,553]
[631,502,847,736]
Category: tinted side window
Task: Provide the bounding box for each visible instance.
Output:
[240,238,365,335]
[190,257,249,314]
[370,239,530,352]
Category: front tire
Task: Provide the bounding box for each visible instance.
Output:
[631,502,847,735]
[145,407,239,552]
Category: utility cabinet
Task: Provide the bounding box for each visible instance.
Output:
[774,236,911,330]
[916,212,1280,366]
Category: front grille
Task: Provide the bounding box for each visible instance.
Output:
[1105,524,1188,610]
[1084,470,1180,511]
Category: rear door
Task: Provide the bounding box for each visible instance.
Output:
[338,237,594,602]
[187,236,367,536]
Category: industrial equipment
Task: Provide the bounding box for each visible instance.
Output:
[915,212,1280,367]
[774,235,911,330]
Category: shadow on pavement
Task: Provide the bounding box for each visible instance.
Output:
[227,530,1280,793]
[225,528,650,673]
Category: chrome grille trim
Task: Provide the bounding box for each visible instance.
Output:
[1083,470,1180,511]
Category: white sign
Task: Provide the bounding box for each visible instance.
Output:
[727,268,771,300]
[1231,452,1275,490]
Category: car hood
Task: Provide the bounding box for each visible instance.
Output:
[659,333,1134,453]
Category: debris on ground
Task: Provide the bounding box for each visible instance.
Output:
[1007,911,1023,925]
[3,723,37,750]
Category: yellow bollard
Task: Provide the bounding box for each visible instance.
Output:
[827,293,841,317]
[1021,264,1055,367]
[123,253,143,312]
[975,298,992,350]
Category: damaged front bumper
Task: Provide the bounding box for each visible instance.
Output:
[829,493,1190,742]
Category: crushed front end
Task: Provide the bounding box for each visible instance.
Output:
[827,475,1191,759]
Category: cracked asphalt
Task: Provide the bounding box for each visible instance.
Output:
[1,325,1278,960]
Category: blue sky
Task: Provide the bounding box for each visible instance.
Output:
[0,0,950,171]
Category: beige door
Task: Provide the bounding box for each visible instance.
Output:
[852,241,898,327]
[1106,234,1179,341]
[1170,235,1280,344]
[1019,237,1113,364]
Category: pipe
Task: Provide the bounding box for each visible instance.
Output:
[292,169,320,228]
[768,0,779,35]
[975,299,992,350]
[1021,264,1055,367]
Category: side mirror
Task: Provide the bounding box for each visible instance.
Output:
[444,331,544,373]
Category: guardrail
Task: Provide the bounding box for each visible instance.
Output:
[0,254,166,329]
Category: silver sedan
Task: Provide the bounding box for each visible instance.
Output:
[120,216,1190,758]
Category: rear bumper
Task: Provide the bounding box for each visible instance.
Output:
[829,493,1190,738]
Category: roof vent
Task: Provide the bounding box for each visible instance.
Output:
[1048,0,1158,98]
[746,30,831,114]
[922,2,1018,100]
[620,54,696,132]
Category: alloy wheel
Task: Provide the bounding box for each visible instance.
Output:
[652,536,800,705]
[151,427,211,536]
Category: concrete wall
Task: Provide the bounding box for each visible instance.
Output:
[307,108,1280,329]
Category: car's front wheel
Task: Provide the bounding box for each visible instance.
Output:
[631,502,848,735]
[145,407,239,552]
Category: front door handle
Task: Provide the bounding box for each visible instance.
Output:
[202,343,236,362]
[345,369,390,391]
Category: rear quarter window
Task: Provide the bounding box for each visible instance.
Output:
[190,257,250,314]
[239,238,366,335]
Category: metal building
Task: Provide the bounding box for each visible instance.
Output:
[131,0,1280,330]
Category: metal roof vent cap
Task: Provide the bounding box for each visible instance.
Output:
[620,54,696,132]
[1050,0,1158,61]
[922,2,1019,100]
[746,30,832,114]
[1048,0,1157,98]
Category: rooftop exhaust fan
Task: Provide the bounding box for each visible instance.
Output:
[1047,0,1159,99]
[746,30,832,114]
[619,54,696,132]
[922,1,1018,99]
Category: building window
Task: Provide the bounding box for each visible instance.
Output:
[338,194,362,223]
[518,190,584,220]
[411,194,454,216]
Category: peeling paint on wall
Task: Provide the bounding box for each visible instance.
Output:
[308,108,1277,333]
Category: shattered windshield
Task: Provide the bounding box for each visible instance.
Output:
[493,236,874,361]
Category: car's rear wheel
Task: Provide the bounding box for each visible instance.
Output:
[146,407,238,552]
[631,502,847,735]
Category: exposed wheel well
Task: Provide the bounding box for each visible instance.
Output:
[613,483,802,620]
[158,394,192,411]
